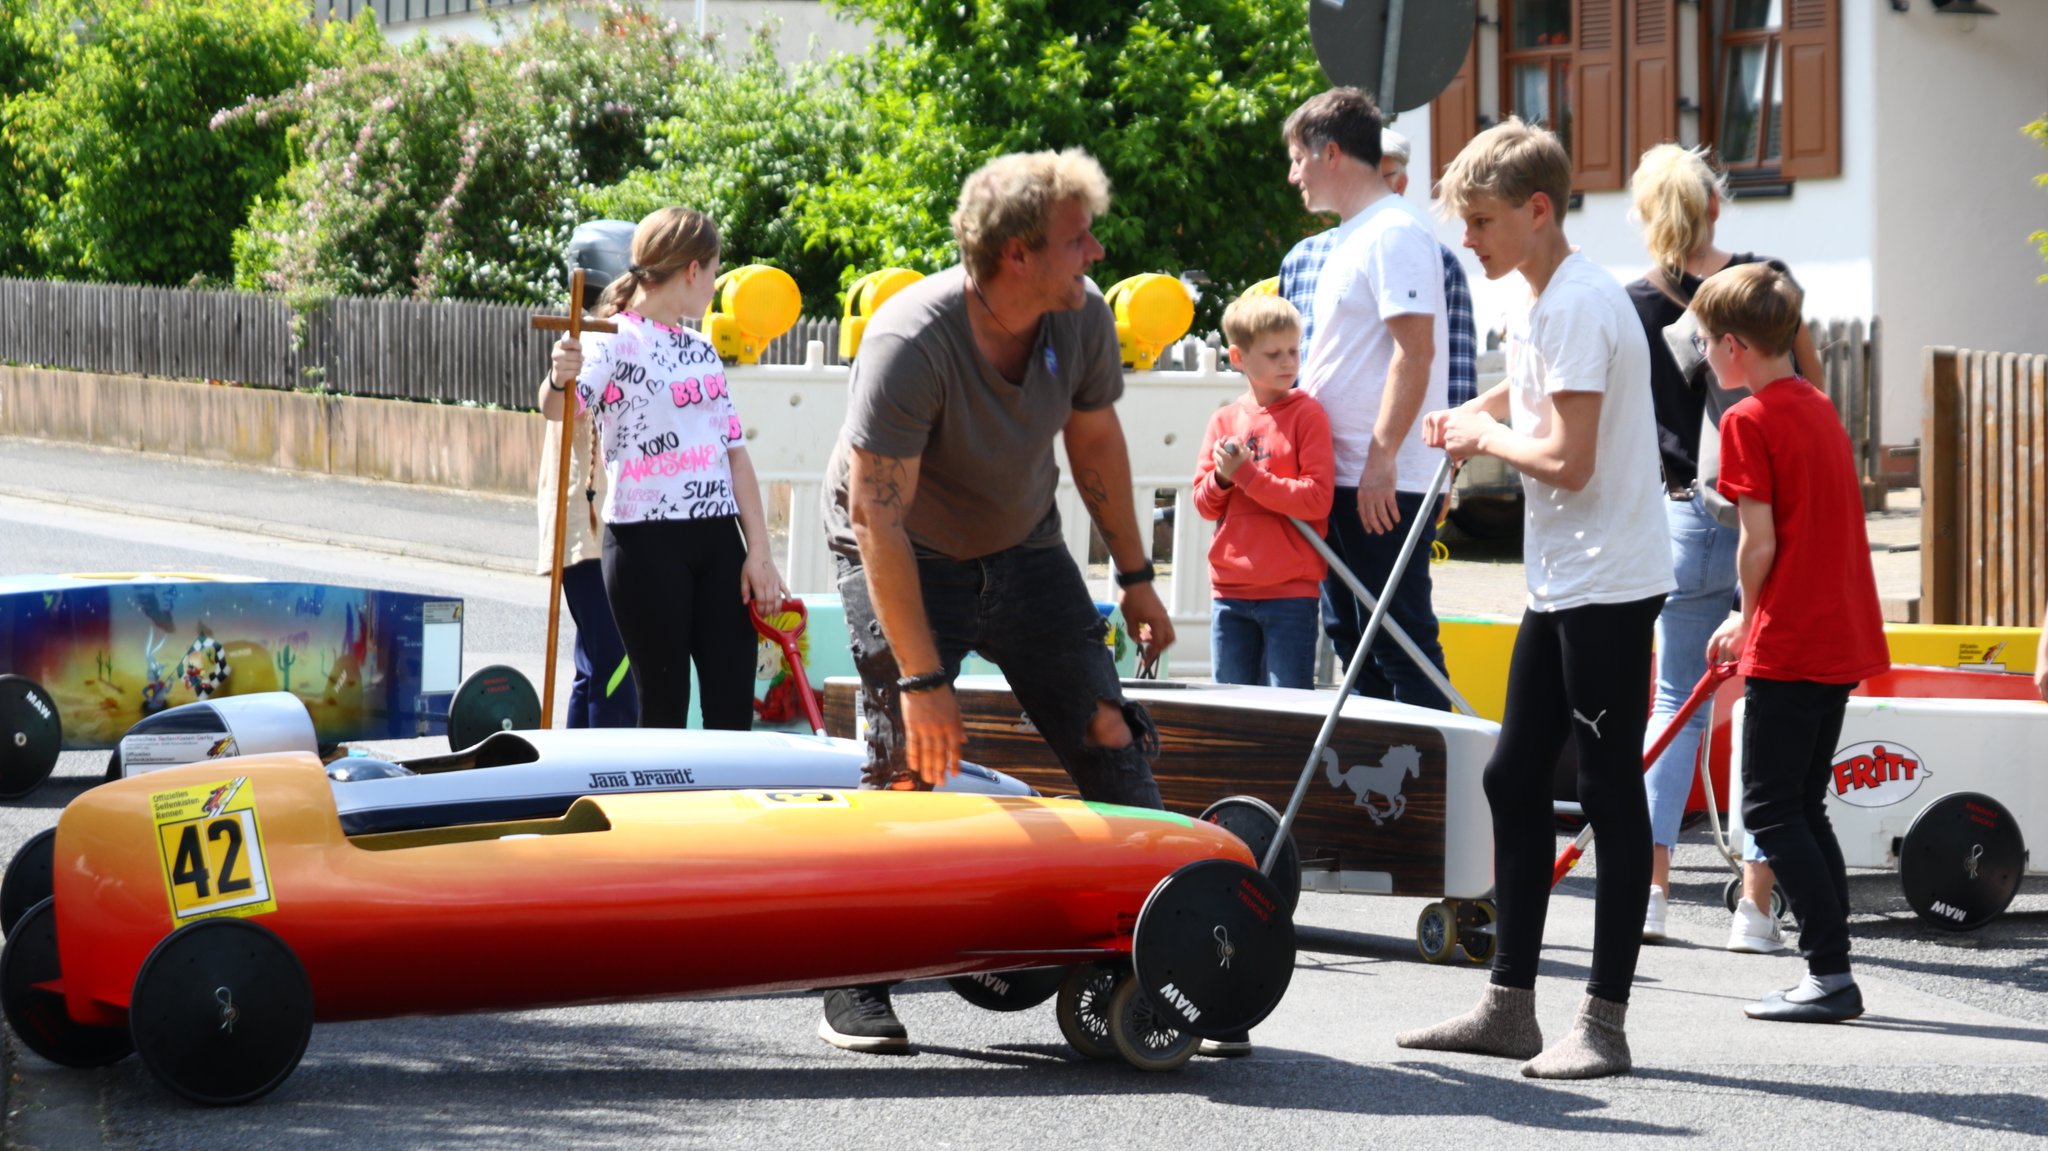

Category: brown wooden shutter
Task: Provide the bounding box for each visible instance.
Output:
[1626,0,1679,168]
[1430,31,1481,185]
[1779,0,1840,178]
[1572,0,1625,191]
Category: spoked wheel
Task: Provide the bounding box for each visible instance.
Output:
[1416,901,1459,964]
[1456,899,1497,965]
[1055,962,1120,1060]
[0,898,134,1068]
[1106,974,1199,1072]
[129,917,314,1106]
[949,965,1066,1013]
[0,674,62,800]
[2,827,58,937]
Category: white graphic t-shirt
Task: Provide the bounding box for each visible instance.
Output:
[572,311,743,525]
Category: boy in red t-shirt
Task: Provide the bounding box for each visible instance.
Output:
[1194,294,1335,688]
[1695,262,1889,1025]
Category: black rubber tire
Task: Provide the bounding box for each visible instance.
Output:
[1457,899,1497,965]
[947,966,1066,1013]
[129,917,314,1106]
[1,827,58,937]
[0,674,62,801]
[1,898,134,1068]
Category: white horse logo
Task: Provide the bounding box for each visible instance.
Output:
[1323,744,1423,827]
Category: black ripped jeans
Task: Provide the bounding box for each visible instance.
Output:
[836,543,1162,809]
[1484,594,1663,1004]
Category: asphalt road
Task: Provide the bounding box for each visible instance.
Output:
[2,438,2045,1150]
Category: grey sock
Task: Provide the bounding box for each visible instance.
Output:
[1521,993,1632,1080]
[1394,983,1542,1060]
[1784,972,1855,1003]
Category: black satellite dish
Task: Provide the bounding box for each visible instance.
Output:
[1309,0,1477,114]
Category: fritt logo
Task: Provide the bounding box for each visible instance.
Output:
[1829,741,1929,809]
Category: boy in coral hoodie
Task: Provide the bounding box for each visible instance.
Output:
[1194,294,1336,688]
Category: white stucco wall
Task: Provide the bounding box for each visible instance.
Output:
[1401,0,2048,446]
[378,0,871,63]
[1871,3,2048,445]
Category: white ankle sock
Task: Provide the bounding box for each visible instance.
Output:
[1783,972,1854,1003]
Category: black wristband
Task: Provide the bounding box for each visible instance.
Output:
[895,669,953,694]
[1114,560,1157,589]
[548,379,567,392]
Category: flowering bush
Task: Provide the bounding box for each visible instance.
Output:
[0,0,369,284]
[228,2,696,304]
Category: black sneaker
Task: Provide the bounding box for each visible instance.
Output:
[819,985,909,1052]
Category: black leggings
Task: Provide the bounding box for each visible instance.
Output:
[1485,594,1663,1003]
[600,517,755,730]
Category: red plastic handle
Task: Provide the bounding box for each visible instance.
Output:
[748,598,826,737]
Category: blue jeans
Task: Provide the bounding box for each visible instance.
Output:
[1320,488,1450,710]
[1211,597,1320,688]
[562,559,637,729]
[1642,492,1740,847]
[836,545,1162,808]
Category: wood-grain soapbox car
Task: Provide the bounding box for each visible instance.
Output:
[3,766,1295,1104]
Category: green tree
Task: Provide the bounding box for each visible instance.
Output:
[0,0,61,276]
[801,0,1327,320]
[2028,114,2048,284]
[1,0,374,285]
[229,4,694,305]
[580,37,880,315]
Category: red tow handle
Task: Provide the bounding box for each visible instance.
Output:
[749,598,827,738]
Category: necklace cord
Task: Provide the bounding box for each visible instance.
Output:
[970,279,1032,346]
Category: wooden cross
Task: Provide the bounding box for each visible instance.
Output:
[530,268,619,728]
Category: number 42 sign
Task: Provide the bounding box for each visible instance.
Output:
[150,777,278,921]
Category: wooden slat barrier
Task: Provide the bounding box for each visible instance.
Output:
[0,277,841,409]
[1923,346,2048,626]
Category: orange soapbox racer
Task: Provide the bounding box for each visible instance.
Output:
[3,756,1296,1105]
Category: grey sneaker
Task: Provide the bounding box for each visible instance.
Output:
[1726,898,1787,954]
[819,985,909,1052]
[1196,1031,1253,1058]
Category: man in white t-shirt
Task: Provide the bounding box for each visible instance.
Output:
[1279,88,1451,709]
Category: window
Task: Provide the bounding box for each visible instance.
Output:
[1431,0,1839,190]
[1503,0,1576,156]
[1715,0,1785,169]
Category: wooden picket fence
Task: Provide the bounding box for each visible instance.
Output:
[1922,346,2048,627]
[0,277,843,409]
[1808,317,1885,506]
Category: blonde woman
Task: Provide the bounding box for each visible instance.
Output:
[1626,145,1820,951]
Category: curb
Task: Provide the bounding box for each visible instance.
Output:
[0,483,537,578]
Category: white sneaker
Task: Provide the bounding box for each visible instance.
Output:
[1643,885,1669,942]
[1727,898,1787,954]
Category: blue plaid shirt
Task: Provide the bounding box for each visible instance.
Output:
[1279,228,1477,406]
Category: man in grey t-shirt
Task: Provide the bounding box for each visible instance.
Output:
[816,149,1174,1054]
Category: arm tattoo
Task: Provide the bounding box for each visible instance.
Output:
[855,450,910,528]
[1075,467,1118,547]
